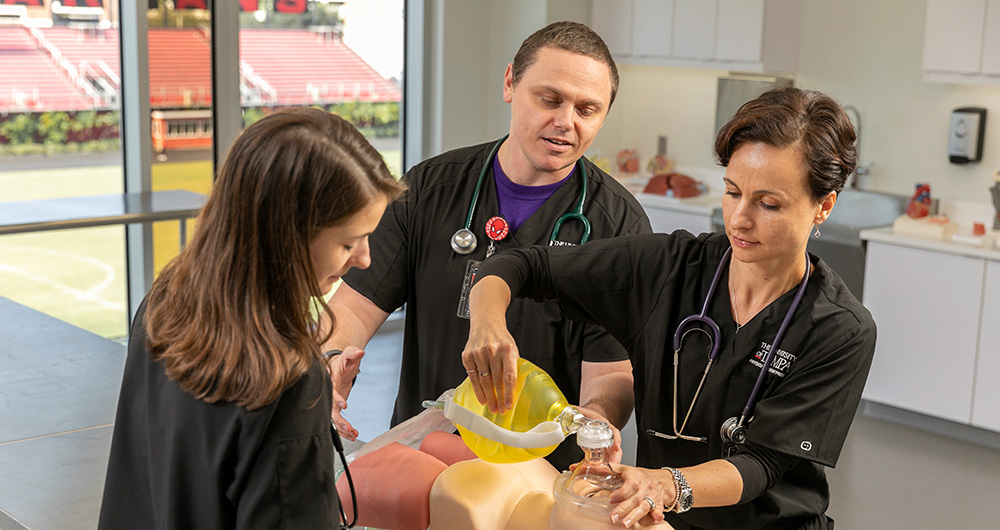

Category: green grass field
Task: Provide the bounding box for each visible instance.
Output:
[0,148,400,338]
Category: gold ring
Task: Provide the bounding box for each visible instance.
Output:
[642,497,655,510]
[478,371,490,376]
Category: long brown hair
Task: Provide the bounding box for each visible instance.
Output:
[145,107,405,410]
[715,87,857,201]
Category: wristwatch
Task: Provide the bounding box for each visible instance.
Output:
[667,467,693,513]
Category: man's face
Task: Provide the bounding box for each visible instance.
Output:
[500,47,613,182]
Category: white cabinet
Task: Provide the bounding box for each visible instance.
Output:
[715,0,764,63]
[981,0,1000,74]
[630,0,673,58]
[591,0,634,56]
[672,0,716,60]
[973,260,1000,430]
[591,0,801,73]
[862,242,983,424]
[635,193,718,235]
[922,0,985,75]
[862,232,1000,434]
[922,0,1000,84]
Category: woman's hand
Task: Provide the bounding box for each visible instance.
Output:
[462,312,519,414]
[608,465,674,528]
[463,276,518,413]
[328,346,364,441]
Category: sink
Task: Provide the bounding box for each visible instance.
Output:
[709,189,912,244]
[826,189,912,229]
[709,188,915,301]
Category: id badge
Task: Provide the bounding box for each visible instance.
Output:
[456,259,481,319]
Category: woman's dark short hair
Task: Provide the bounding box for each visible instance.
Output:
[511,21,620,107]
[715,87,857,201]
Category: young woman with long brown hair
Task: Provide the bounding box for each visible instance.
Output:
[98,107,405,530]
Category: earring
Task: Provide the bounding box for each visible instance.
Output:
[813,224,822,238]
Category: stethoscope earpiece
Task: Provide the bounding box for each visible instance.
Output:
[451,228,477,255]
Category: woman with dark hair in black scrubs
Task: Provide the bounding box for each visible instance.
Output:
[463,87,876,530]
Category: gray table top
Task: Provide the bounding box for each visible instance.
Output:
[0,190,206,235]
[0,296,126,530]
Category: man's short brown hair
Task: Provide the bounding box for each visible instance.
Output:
[511,21,619,107]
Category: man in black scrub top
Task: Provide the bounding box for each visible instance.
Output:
[465,88,877,529]
[323,21,651,470]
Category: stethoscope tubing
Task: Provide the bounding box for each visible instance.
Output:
[656,246,811,445]
[461,137,506,232]
[455,136,590,252]
[737,250,811,422]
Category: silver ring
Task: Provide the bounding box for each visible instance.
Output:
[642,497,655,510]
[478,371,490,377]
[466,369,477,374]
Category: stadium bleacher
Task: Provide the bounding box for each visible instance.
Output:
[0,26,94,111]
[0,24,400,113]
[148,28,212,108]
[239,28,400,105]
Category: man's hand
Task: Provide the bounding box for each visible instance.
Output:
[328,346,364,441]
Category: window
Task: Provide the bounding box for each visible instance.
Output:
[238,0,404,177]
[0,0,406,338]
[0,0,126,337]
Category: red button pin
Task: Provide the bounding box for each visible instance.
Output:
[485,216,509,241]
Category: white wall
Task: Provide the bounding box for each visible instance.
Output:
[423,0,545,156]
[586,0,1000,210]
[423,0,598,158]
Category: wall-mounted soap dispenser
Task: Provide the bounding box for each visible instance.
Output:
[948,107,986,164]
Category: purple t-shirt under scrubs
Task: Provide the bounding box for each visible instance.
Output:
[493,156,575,232]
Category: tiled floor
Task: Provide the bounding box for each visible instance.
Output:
[349,325,1000,530]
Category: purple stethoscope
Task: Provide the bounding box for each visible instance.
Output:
[646,246,811,457]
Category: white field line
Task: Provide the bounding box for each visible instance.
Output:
[0,245,124,311]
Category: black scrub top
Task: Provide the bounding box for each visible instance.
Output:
[343,139,651,470]
[478,231,877,530]
[98,300,339,530]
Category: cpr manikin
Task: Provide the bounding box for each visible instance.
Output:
[336,430,669,529]
[336,361,669,529]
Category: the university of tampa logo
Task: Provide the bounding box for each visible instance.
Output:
[749,341,796,378]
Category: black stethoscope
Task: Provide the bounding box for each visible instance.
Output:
[450,136,592,255]
[647,247,811,457]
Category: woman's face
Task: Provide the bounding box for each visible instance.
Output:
[310,195,388,294]
[722,142,835,268]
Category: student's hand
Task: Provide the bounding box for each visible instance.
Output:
[328,346,364,441]
[462,314,519,414]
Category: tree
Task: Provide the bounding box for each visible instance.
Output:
[0,114,38,145]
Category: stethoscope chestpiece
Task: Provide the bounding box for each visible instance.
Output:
[451,228,477,255]
[720,416,747,446]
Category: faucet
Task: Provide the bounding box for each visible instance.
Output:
[843,105,874,189]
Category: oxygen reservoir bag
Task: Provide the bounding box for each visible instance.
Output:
[439,358,585,463]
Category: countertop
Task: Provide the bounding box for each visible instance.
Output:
[633,192,722,215]
[0,297,126,530]
[861,226,1000,261]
